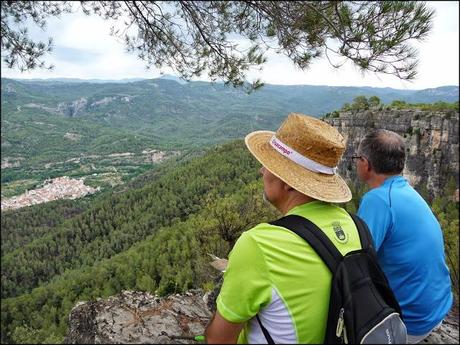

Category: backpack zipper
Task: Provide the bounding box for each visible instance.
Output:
[336,307,345,338]
[336,307,349,344]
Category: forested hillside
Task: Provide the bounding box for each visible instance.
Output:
[2,137,458,344]
[1,142,261,298]
[1,198,92,256]
[0,140,279,343]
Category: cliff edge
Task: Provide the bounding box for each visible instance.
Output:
[325,108,459,198]
[64,290,211,344]
[64,290,458,344]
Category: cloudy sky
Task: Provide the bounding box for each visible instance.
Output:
[2,1,459,89]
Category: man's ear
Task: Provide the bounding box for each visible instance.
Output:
[364,157,372,172]
[283,182,294,192]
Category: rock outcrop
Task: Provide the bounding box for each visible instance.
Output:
[58,98,89,117]
[64,290,211,344]
[65,289,458,344]
[325,108,459,198]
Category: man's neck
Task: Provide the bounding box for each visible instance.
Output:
[367,173,400,189]
[280,192,315,215]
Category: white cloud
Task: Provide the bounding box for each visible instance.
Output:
[1,1,458,89]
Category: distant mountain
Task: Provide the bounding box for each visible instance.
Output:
[158,74,188,85]
[4,78,458,113]
[14,77,147,84]
[1,77,458,179]
[409,86,459,103]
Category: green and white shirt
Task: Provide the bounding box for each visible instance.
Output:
[216,201,362,344]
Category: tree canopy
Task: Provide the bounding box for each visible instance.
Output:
[2,1,435,90]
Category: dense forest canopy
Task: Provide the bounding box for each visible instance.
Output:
[2,1,435,90]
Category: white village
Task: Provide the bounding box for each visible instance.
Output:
[1,176,100,211]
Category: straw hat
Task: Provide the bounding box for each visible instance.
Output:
[245,113,351,203]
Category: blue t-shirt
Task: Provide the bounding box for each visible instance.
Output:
[358,175,452,336]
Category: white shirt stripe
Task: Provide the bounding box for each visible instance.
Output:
[248,287,297,344]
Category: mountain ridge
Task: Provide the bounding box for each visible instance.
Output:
[6,76,458,90]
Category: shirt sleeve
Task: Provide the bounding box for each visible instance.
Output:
[357,192,393,251]
[216,231,272,323]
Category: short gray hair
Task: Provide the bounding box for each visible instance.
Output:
[358,129,405,174]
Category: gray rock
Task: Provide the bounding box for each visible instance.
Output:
[64,288,458,344]
[58,98,88,117]
[64,290,211,344]
[421,310,459,344]
[325,109,459,198]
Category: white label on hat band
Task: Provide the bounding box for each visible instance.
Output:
[269,136,337,175]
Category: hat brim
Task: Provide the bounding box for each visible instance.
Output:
[245,131,352,203]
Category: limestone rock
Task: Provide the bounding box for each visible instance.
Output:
[58,98,88,117]
[421,309,459,344]
[64,290,211,344]
[64,288,458,344]
[325,109,459,198]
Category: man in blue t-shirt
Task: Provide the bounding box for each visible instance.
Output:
[354,129,452,344]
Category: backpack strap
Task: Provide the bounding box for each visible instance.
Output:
[255,215,343,344]
[346,212,373,250]
[256,214,354,344]
[256,315,275,344]
[269,215,342,274]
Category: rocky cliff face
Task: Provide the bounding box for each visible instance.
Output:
[58,98,89,117]
[325,108,459,198]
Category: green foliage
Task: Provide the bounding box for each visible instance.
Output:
[390,100,459,112]
[4,78,456,193]
[323,110,340,119]
[0,81,458,344]
[341,95,370,111]
[1,138,458,344]
[430,176,459,304]
[2,2,435,89]
[390,100,407,109]
[368,96,381,108]
[341,103,351,112]
[353,96,370,111]
[9,324,41,344]
[0,1,72,72]
[338,96,458,115]
[1,198,91,256]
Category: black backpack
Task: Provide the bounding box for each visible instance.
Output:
[256,212,407,344]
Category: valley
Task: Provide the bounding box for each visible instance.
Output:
[1,77,458,201]
[1,149,180,199]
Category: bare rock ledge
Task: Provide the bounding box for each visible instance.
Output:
[64,290,459,344]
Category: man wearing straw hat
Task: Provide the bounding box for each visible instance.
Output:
[354,129,452,344]
[205,113,362,343]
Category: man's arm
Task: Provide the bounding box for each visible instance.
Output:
[205,310,245,344]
